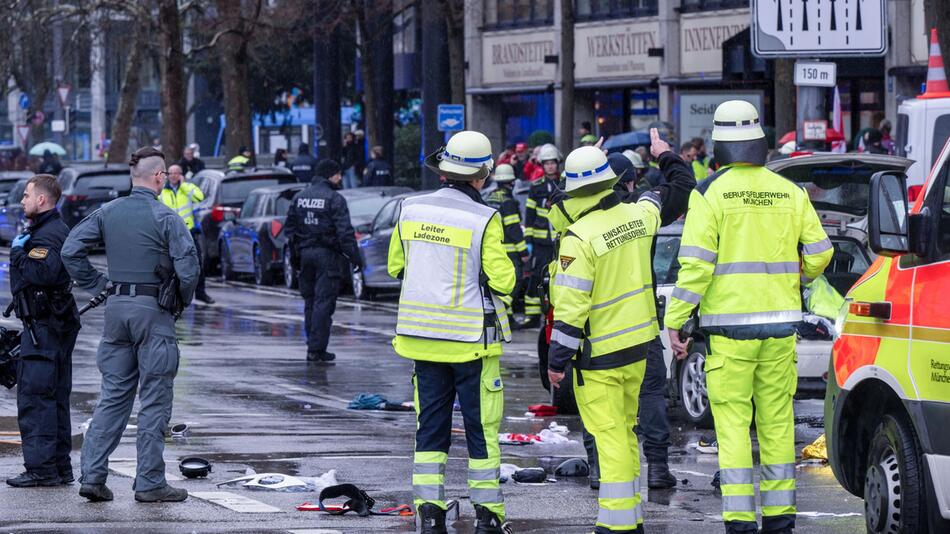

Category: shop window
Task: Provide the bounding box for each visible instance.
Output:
[576,0,658,19]
[484,0,553,28]
[679,0,747,13]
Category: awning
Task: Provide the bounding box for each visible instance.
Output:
[466,84,554,95]
[575,78,659,90]
[887,65,927,78]
[659,75,723,86]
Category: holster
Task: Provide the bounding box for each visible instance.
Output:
[155,265,184,318]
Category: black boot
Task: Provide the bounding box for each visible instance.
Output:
[6,471,61,488]
[58,467,75,485]
[584,430,600,490]
[307,351,321,361]
[647,462,677,489]
[320,350,336,362]
[79,483,114,502]
[474,504,512,533]
[518,316,540,329]
[417,503,447,534]
[135,484,188,503]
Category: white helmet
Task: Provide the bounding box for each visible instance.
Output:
[493,163,516,183]
[538,143,561,163]
[563,146,617,196]
[622,149,646,169]
[424,130,494,181]
[711,100,765,142]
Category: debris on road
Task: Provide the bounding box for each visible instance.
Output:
[298,483,414,516]
[179,456,213,478]
[218,470,338,492]
[511,467,549,483]
[347,393,413,411]
[526,404,557,417]
[554,458,589,477]
[801,433,828,462]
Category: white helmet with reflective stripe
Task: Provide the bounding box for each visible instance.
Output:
[424,130,494,181]
[493,163,516,183]
[563,146,618,196]
[711,100,766,142]
[538,143,561,163]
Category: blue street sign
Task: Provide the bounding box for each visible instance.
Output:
[437,104,464,132]
[18,93,30,110]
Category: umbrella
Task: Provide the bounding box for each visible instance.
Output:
[29,142,66,157]
[601,131,651,152]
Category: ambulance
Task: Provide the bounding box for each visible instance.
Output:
[824,134,950,532]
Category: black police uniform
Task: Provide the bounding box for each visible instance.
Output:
[290,153,317,183]
[8,208,80,486]
[485,184,528,317]
[523,176,558,321]
[284,177,360,360]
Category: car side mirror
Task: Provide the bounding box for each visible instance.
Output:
[868,171,911,256]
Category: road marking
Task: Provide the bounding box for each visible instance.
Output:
[287,530,343,534]
[191,491,281,513]
[671,469,714,478]
[109,460,182,481]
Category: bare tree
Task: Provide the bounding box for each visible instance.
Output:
[214,0,262,160]
[159,0,186,161]
[108,20,148,164]
[773,59,795,142]
[558,0,575,154]
[443,0,465,104]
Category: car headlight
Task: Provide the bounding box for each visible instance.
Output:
[832,298,851,341]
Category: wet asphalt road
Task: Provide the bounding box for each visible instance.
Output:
[0,252,867,533]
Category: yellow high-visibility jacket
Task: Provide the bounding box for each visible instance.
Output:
[159,182,204,230]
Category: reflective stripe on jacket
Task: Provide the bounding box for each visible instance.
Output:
[664,165,834,336]
[159,182,204,230]
[388,188,515,360]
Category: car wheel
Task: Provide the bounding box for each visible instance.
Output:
[678,350,714,428]
[864,413,923,533]
[253,246,275,286]
[282,247,298,289]
[351,268,374,300]
[219,243,235,282]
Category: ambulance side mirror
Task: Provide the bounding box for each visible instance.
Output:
[869,172,910,256]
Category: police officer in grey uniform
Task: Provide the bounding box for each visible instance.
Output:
[62,147,200,503]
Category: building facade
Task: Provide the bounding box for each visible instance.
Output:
[465,0,929,151]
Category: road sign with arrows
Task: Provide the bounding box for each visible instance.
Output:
[752,0,887,57]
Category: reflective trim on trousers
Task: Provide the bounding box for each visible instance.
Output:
[700,310,802,327]
[596,506,643,527]
[802,238,832,255]
[554,273,594,292]
[414,484,445,502]
[470,487,503,504]
[671,287,702,305]
[713,261,799,275]
[719,467,754,485]
[588,318,655,344]
[413,463,445,476]
[551,328,581,350]
[722,495,755,513]
[502,214,520,225]
[598,480,638,499]
[722,494,756,512]
[678,245,717,263]
[468,467,500,481]
[761,489,796,507]
[590,285,651,310]
[761,463,795,481]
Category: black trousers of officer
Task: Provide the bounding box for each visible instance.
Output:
[17,319,79,477]
[583,337,671,470]
[526,244,555,317]
[190,228,207,298]
[299,247,342,353]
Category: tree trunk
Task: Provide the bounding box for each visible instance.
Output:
[558,0,575,154]
[443,0,465,105]
[159,0,187,161]
[356,7,377,150]
[421,0,450,189]
[772,59,796,146]
[314,0,342,161]
[108,23,147,164]
[925,0,950,83]
[216,0,254,160]
[370,0,394,164]
[90,10,107,159]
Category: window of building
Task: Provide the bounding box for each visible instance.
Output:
[393,4,418,55]
[679,0,747,13]
[576,0,658,20]
[483,0,554,29]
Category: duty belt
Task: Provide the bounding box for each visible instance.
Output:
[108,283,160,298]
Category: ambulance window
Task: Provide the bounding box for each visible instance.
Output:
[653,235,681,284]
[931,115,950,166]
[895,113,908,158]
[938,174,950,256]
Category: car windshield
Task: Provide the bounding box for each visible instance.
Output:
[793,167,876,215]
[220,175,296,205]
[274,190,297,217]
[653,234,681,284]
[74,173,131,193]
[0,180,18,195]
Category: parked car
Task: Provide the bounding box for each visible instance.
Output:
[57,165,133,227]
[191,167,298,274]
[348,192,426,299]
[535,153,914,419]
[218,183,305,285]
[0,174,31,244]
[0,171,29,206]
[340,186,413,234]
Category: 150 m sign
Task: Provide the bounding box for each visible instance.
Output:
[794,61,837,87]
